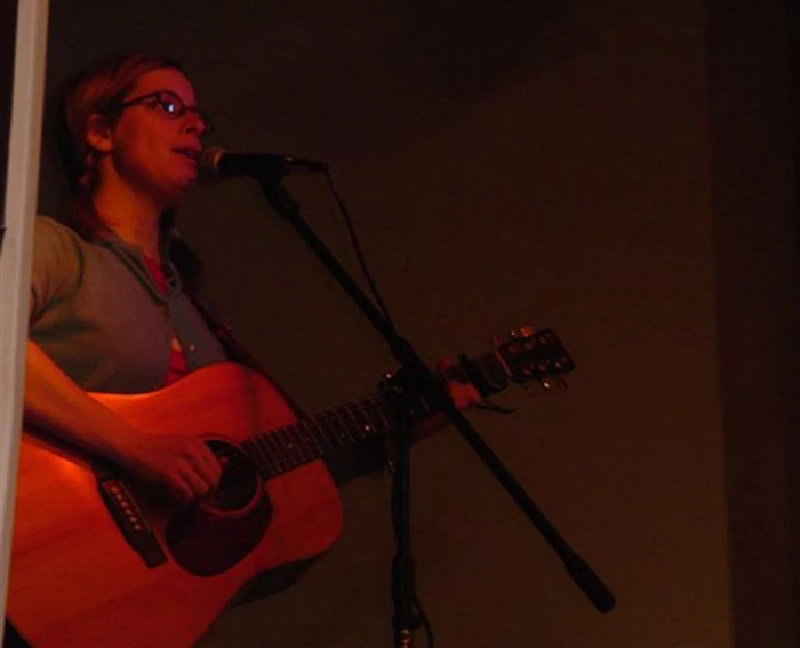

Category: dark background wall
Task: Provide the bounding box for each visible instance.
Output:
[34,1,798,646]
[708,2,799,647]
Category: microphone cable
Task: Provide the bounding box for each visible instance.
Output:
[323,170,395,331]
[323,169,436,648]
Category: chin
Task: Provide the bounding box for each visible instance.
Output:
[162,178,197,208]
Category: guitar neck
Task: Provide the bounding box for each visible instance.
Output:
[242,350,510,479]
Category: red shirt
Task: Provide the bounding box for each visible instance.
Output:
[144,256,189,386]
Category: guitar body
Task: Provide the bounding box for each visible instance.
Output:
[7,327,574,647]
[7,363,344,648]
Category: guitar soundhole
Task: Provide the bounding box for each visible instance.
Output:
[207,439,258,511]
[164,439,272,577]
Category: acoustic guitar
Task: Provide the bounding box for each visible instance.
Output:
[6,327,574,647]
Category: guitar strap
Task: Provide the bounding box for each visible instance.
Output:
[187,291,307,419]
[164,229,305,417]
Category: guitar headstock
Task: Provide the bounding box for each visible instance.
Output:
[493,327,576,392]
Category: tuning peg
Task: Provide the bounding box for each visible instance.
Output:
[539,377,569,392]
[492,334,508,347]
[378,371,397,392]
[510,325,536,338]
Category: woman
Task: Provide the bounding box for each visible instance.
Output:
[26,53,227,505]
[7,52,480,647]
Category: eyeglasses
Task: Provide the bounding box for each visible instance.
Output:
[111,89,213,134]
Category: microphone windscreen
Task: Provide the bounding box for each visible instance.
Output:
[197,146,226,182]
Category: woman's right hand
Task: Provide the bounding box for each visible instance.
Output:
[24,342,223,506]
[115,432,223,505]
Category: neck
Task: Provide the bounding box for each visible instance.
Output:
[92,181,166,260]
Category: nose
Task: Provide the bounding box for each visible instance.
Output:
[182,110,211,137]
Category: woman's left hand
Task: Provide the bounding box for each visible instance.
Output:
[413,357,483,438]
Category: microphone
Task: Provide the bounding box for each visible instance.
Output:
[198,146,329,181]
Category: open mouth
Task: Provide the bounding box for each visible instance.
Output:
[173,147,200,162]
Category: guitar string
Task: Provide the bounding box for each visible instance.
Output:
[174,346,562,489]
[207,394,399,482]
[204,363,478,484]
[203,350,553,485]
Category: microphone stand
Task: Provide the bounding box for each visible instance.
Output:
[254,170,616,647]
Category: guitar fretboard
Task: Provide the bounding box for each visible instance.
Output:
[241,394,393,478]
[240,351,509,479]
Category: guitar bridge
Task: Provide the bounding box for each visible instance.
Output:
[96,474,167,568]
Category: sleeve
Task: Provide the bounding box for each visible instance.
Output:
[29,216,83,324]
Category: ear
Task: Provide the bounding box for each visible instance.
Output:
[84,113,114,154]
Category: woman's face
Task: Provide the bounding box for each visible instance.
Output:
[99,67,209,207]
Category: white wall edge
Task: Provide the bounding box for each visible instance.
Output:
[0,0,49,640]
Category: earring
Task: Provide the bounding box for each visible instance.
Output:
[77,151,96,192]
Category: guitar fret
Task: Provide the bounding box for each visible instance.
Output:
[326,412,348,447]
[297,429,317,464]
[368,395,394,433]
[274,428,302,468]
[263,443,284,477]
[246,436,265,469]
[240,439,262,475]
[298,420,325,458]
[351,404,369,437]
[310,415,337,453]
[258,434,281,474]
[338,405,360,443]
[365,402,383,434]
[243,437,279,478]
[262,432,292,473]
[262,453,282,478]
[287,423,315,463]
[368,400,389,437]
[352,401,373,440]
[286,429,308,468]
